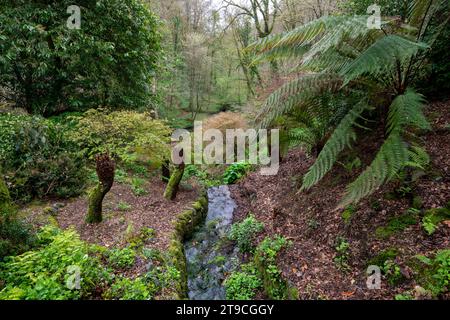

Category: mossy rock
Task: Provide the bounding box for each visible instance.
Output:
[168,192,208,299]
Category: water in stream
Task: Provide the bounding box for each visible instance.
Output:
[185,185,240,300]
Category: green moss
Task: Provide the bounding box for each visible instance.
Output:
[168,194,208,299]
[164,165,185,200]
[375,211,419,239]
[342,205,356,224]
[368,248,399,267]
[86,184,104,223]
[412,196,423,209]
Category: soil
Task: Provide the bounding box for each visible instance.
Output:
[23,177,199,252]
[230,100,450,300]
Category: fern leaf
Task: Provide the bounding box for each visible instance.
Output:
[256,73,342,128]
[340,134,409,207]
[387,88,431,134]
[341,35,428,85]
[301,100,369,190]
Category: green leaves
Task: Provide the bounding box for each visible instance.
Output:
[341,35,429,86]
[302,100,369,190]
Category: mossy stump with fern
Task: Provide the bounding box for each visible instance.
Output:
[86,154,115,224]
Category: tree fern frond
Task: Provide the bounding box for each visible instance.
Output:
[256,73,342,128]
[340,134,409,207]
[341,35,429,85]
[387,88,431,134]
[301,100,369,190]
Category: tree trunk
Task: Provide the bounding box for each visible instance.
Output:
[162,160,171,183]
[164,163,185,201]
[86,154,115,224]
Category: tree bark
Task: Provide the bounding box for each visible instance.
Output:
[86,154,115,224]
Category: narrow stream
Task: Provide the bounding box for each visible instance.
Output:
[185,185,240,300]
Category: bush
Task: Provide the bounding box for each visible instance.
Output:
[0,114,87,203]
[416,250,450,297]
[107,247,137,270]
[0,226,111,300]
[0,210,35,261]
[67,109,171,167]
[223,162,251,185]
[0,0,161,115]
[224,264,262,300]
[103,277,154,300]
[228,215,264,253]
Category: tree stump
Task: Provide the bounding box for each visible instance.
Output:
[86,153,115,223]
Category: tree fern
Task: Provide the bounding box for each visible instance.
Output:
[301,100,369,190]
[340,133,409,207]
[256,73,342,128]
[387,88,430,134]
[341,35,428,86]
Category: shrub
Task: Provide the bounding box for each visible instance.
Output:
[254,235,291,299]
[334,237,350,271]
[224,264,262,300]
[107,247,137,270]
[415,250,450,297]
[103,277,154,300]
[0,0,161,115]
[0,226,111,300]
[223,162,251,185]
[382,260,404,286]
[0,114,87,203]
[228,215,264,253]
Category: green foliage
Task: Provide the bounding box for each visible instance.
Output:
[340,0,410,17]
[250,1,444,206]
[223,162,251,185]
[254,235,291,299]
[228,215,264,253]
[0,113,87,203]
[107,247,136,270]
[382,260,404,286]
[341,205,356,224]
[422,207,450,235]
[368,248,399,267]
[131,177,147,197]
[415,250,450,297]
[334,237,350,271]
[117,202,132,212]
[0,0,161,115]
[67,109,171,166]
[0,208,35,260]
[0,226,111,300]
[103,277,154,300]
[224,263,262,300]
[376,209,419,238]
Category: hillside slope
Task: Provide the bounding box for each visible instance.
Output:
[231,100,450,300]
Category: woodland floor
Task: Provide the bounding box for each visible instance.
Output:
[23,178,199,251]
[230,100,450,300]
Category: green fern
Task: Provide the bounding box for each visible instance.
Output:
[301,100,368,190]
[340,134,409,207]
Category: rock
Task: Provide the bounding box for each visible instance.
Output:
[43,206,58,216]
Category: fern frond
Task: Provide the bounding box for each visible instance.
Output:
[387,88,431,134]
[340,134,409,207]
[301,100,369,190]
[341,35,429,85]
[405,145,430,170]
[256,73,342,128]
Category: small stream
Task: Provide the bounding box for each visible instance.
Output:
[185,185,240,300]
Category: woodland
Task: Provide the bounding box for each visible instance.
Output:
[0,0,449,301]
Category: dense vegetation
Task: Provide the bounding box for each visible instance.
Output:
[0,0,449,301]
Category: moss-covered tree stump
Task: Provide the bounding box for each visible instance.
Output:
[164,163,185,201]
[86,154,115,224]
